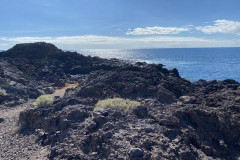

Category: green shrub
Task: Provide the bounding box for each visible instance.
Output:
[0,88,7,96]
[33,95,54,107]
[177,101,183,105]
[94,98,141,112]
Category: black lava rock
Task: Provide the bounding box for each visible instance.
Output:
[128,148,144,158]
[0,117,4,123]
[132,106,148,118]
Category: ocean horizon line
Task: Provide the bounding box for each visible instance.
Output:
[1,46,240,52]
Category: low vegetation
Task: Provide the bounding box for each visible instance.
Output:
[183,78,191,82]
[94,98,141,112]
[0,88,7,96]
[33,95,54,107]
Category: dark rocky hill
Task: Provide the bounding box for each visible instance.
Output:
[0,43,239,159]
[3,42,62,59]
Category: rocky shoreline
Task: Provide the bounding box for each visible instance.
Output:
[0,42,239,159]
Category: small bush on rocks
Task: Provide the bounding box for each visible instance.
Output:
[0,88,7,96]
[33,95,53,107]
[94,98,141,112]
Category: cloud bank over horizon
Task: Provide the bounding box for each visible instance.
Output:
[1,1,240,49]
[1,19,240,50]
[1,34,240,50]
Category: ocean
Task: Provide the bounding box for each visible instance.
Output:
[78,48,240,82]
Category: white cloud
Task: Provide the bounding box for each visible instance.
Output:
[1,35,240,50]
[196,20,240,35]
[126,26,189,35]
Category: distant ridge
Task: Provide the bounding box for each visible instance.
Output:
[4,42,63,59]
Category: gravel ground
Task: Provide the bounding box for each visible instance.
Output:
[0,102,50,160]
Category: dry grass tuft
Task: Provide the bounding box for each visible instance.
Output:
[94,98,141,112]
[0,88,7,96]
[33,95,53,108]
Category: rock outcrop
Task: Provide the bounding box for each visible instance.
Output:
[0,43,239,159]
[3,42,62,59]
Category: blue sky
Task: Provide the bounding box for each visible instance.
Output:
[1,0,240,49]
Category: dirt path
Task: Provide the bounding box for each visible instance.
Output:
[50,83,78,98]
[0,83,78,160]
[0,102,50,160]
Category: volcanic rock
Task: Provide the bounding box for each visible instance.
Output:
[0,43,239,160]
[132,106,148,118]
[4,42,62,59]
[0,117,3,123]
[128,148,144,158]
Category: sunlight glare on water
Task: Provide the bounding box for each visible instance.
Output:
[78,48,240,82]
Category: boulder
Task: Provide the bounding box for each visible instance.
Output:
[0,117,4,123]
[86,121,98,131]
[128,148,144,158]
[179,96,196,104]
[44,87,55,94]
[132,106,148,118]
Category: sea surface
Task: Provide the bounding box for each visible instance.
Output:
[78,48,240,82]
